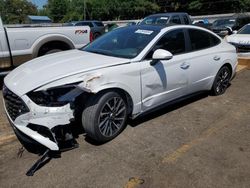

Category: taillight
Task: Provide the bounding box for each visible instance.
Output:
[90,31,93,42]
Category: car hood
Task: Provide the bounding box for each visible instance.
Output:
[226,34,250,45]
[4,49,130,96]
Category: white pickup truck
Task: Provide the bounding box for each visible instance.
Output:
[0,17,91,74]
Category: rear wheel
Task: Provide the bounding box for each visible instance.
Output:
[82,91,127,142]
[45,49,62,55]
[211,66,231,95]
[93,32,101,39]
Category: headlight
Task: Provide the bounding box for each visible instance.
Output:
[27,83,83,107]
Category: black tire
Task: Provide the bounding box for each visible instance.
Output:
[211,66,231,96]
[82,91,127,143]
[93,32,101,39]
[45,49,62,55]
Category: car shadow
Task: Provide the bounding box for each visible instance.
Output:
[128,92,209,127]
[84,92,209,146]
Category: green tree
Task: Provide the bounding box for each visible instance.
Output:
[0,0,37,24]
[47,0,69,22]
[239,0,250,11]
[188,0,202,11]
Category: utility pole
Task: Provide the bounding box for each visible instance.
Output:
[84,0,86,20]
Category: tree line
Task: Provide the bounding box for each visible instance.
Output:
[1,0,250,24]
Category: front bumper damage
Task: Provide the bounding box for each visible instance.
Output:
[3,85,77,152]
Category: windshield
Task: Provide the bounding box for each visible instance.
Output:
[140,16,170,26]
[82,26,160,59]
[213,19,235,27]
[237,25,250,34]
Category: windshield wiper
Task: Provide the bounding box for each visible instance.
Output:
[85,49,112,56]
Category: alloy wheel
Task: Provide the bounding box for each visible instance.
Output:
[98,96,126,137]
[215,67,231,94]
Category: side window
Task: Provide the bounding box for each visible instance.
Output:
[94,22,104,27]
[183,15,189,25]
[145,29,186,59]
[188,29,221,51]
[78,22,93,27]
[170,16,181,24]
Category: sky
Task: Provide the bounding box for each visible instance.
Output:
[31,0,47,9]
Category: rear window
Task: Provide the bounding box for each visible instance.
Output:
[94,22,104,27]
[237,17,250,27]
[170,16,181,24]
[76,22,94,27]
[140,16,170,25]
[188,29,221,51]
[183,15,189,24]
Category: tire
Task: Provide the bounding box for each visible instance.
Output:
[45,49,62,55]
[93,32,101,40]
[82,91,128,143]
[211,66,231,96]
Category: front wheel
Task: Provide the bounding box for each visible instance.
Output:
[211,66,231,96]
[82,91,127,143]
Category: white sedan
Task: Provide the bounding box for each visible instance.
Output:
[226,24,250,57]
[3,25,237,153]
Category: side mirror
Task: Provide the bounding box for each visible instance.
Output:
[150,49,173,66]
[152,49,173,60]
[225,26,233,35]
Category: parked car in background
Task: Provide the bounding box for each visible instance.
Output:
[64,20,105,39]
[105,23,119,32]
[0,16,91,74]
[126,21,137,26]
[212,14,250,37]
[192,19,212,30]
[3,25,237,154]
[226,24,250,56]
[192,19,209,24]
[139,12,192,26]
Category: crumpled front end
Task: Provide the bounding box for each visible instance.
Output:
[2,84,83,152]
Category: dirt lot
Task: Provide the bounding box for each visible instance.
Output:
[0,70,250,188]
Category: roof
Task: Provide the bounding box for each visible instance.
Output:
[70,20,102,23]
[27,15,51,21]
[146,12,189,17]
[119,25,164,32]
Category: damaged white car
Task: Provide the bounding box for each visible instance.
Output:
[3,25,237,154]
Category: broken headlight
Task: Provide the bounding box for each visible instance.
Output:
[27,83,82,107]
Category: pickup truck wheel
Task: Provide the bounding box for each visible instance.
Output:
[45,49,62,55]
[93,32,101,39]
[82,91,127,143]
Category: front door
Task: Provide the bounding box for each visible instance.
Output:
[140,29,189,111]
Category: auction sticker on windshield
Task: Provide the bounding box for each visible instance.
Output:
[135,29,154,35]
[160,17,169,20]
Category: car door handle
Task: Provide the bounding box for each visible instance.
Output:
[180,63,190,70]
[213,56,221,61]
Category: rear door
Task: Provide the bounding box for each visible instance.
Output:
[185,28,222,93]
